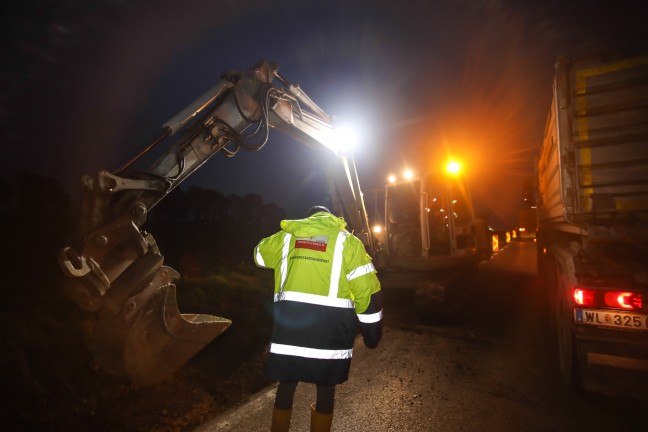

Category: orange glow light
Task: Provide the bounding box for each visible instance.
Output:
[446,160,461,175]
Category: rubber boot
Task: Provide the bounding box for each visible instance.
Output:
[310,403,333,432]
[270,407,292,432]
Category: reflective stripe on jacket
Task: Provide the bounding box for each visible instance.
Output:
[254,211,382,384]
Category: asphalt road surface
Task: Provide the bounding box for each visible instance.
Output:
[194,241,647,431]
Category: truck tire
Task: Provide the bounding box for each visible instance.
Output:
[555,270,580,389]
[537,243,555,332]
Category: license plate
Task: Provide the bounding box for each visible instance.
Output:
[575,308,648,331]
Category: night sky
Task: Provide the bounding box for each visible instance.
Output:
[3,0,647,225]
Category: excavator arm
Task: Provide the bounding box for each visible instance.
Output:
[59,60,373,385]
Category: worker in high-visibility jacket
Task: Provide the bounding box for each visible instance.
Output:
[254,205,383,432]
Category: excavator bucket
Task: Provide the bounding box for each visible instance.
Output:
[89,255,231,385]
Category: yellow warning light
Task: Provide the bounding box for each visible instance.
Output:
[492,234,499,252]
[446,160,461,175]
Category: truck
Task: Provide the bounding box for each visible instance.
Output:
[536,54,648,398]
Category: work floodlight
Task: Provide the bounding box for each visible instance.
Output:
[332,123,360,153]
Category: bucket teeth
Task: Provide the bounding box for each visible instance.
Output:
[84,257,231,385]
[93,283,231,385]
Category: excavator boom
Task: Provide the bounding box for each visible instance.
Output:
[59,61,373,384]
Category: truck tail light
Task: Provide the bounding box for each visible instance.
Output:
[604,292,642,310]
[573,288,596,307]
[573,288,643,311]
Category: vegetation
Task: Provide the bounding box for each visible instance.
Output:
[0,174,283,431]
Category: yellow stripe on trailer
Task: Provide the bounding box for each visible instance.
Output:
[574,56,648,213]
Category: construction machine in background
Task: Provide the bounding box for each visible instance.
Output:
[369,168,490,315]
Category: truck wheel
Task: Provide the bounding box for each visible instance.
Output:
[556,273,580,389]
[541,253,557,334]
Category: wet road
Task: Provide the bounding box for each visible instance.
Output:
[194,241,647,431]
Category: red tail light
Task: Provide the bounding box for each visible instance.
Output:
[573,288,596,306]
[573,288,643,311]
[604,292,643,310]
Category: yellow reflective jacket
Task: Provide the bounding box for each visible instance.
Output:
[254,211,383,384]
[254,211,381,315]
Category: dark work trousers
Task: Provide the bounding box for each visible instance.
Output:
[274,381,335,414]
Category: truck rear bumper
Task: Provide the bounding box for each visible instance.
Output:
[574,326,648,398]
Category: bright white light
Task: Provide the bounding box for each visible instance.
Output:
[387,174,396,183]
[372,225,382,233]
[403,169,414,180]
[333,123,360,152]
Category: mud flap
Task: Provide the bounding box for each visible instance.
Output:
[91,255,231,385]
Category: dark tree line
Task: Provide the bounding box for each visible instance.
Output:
[145,185,287,276]
[0,173,72,298]
[0,174,286,295]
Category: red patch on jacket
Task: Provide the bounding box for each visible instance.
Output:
[294,239,327,252]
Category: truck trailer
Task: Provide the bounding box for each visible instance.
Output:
[536,54,648,398]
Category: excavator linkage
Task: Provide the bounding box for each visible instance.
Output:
[58,60,372,384]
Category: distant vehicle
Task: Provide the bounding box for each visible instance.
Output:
[517,208,537,241]
[536,54,648,399]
